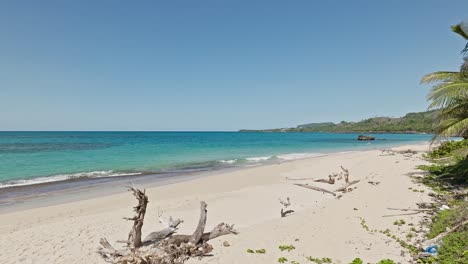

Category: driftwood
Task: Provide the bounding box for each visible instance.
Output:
[340,166,349,183]
[124,186,148,248]
[281,209,295,217]
[294,183,336,196]
[285,177,316,181]
[387,207,433,212]
[143,211,183,245]
[335,180,360,193]
[279,197,294,217]
[314,175,335,184]
[98,187,237,264]
[279,197,291,207]
[382,212,422,217]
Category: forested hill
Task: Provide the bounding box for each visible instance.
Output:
[240,111,437,133]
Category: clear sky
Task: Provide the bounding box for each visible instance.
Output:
[1,1,467,131]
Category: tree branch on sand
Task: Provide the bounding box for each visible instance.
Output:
[294,183,337,196]
[98,186,237,264]
[292,166,360,196]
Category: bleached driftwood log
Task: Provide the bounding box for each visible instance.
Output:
[143,211,183,245]
[98,187,237,264]
[294,183,337,196]
[281,209,295,217]
[335,180,360,193]
[125,186,148,248]
[340,166,349,183]
[279,197,291,207]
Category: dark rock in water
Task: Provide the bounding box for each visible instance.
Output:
[357,135,375,140]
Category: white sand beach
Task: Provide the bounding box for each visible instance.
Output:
[0,143,434,264]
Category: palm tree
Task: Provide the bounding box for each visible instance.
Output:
[452,21,468,54]
[421,22,468,139]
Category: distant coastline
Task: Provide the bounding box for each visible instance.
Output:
[239,110,436,134]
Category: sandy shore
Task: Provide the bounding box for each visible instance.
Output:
[0,143,434,264]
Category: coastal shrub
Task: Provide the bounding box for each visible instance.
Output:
[436,230,468,264]
[428,139,468,159]
[349,258,363,264]
[306,257,332,263]
[377,259,395,264]
[427,201,468,239]
[417,158,468,189]
[393,219,406,226]
[279,244,295,252]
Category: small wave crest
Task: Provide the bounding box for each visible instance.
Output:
[217,152,323,165]
[0,170,142,189]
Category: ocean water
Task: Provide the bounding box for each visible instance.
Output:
[0,132,432,188]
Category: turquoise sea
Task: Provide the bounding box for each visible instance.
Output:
[0,131,432,188]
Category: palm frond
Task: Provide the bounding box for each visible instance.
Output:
[427,81,468,109]
[452,23,468,40]
[420,71,460,84]
[436,117,468,137]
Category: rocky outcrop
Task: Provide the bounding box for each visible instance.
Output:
[357,135,375,140]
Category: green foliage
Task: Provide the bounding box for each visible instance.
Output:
[279,244,296,252]
[377,260,395,264]
[427,201,468,239]
[361,223,419,254]
[417,257,436,264]
[452,23,468,40]
[349,258,363,264]
[427,139,468,159]
[278,257,288,263]
[393,219,406,226]
[437,230,468,264]
[417,158,468,190]
[306,257,332,263]
[247,248,266,254]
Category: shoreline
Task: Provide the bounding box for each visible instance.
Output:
[0,141,430,213]
[0,142,434,263]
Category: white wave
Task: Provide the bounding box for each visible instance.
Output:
[245,156,274,162]
[0,170,142,189]
[277,152,323,160]
[219,159,237,164]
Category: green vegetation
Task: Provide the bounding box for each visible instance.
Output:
[306,257,332,263]
[393,219,406,226]
[417,132,468,263]
[278,257,288,263]
[349,258,363,264]
[427,140,468,159]
[377,260,395,264]
[240,111,436,133]
[427,202,467,239]
[278,244,296,252]
[437,230,468,264]
[247,248,266,254]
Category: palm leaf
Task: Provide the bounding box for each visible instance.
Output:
[420,71,460,84]
[452,24,468,40]
[436,117,468,137]
[427,81,468,109]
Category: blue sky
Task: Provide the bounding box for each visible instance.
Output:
[0,1,467,131]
